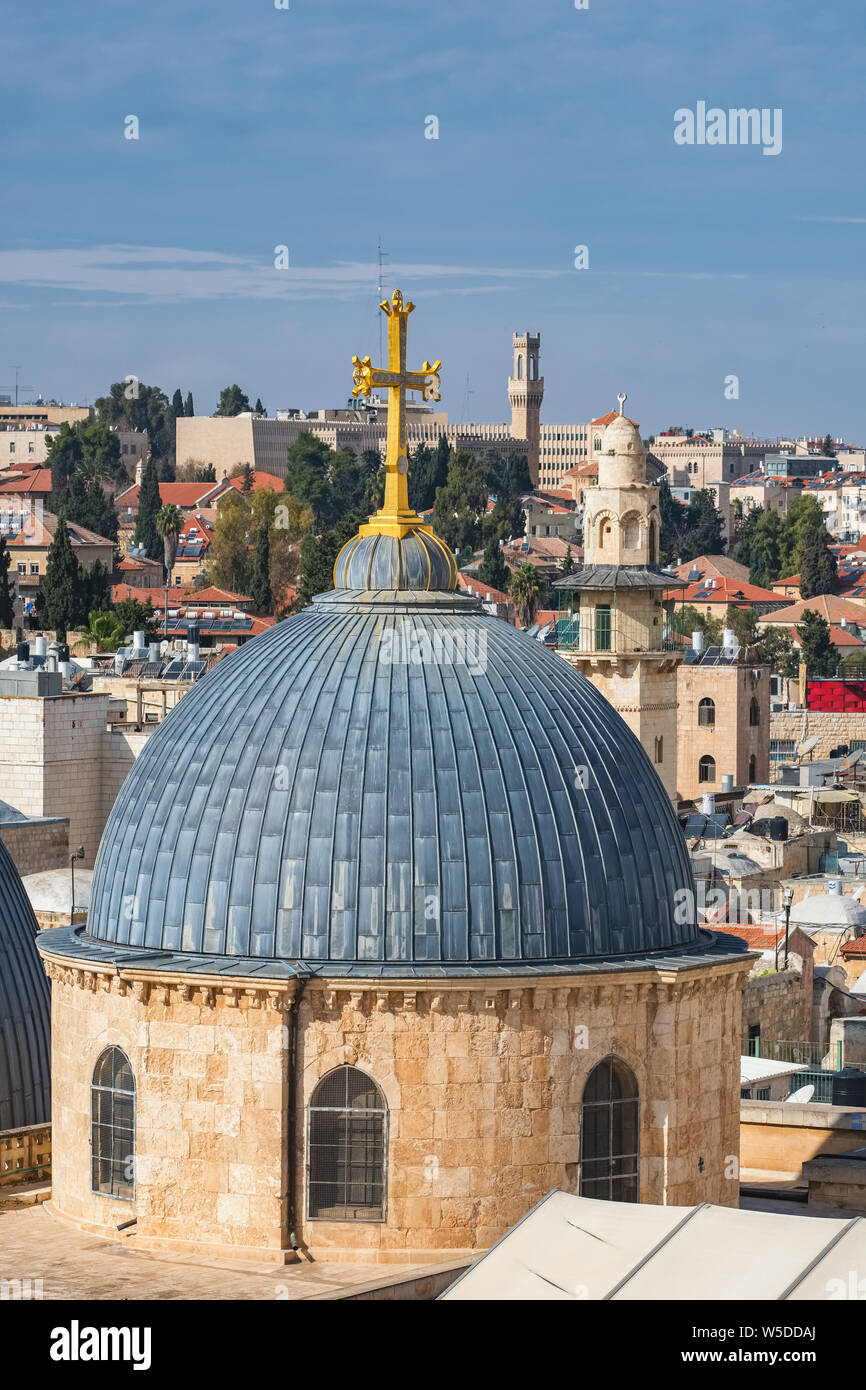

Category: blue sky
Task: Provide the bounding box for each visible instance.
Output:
[1,0,864,439]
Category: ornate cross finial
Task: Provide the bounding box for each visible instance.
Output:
[350,289,442,537]
[617,391,627,417]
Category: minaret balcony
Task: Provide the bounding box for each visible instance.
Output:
[553,614,682,656]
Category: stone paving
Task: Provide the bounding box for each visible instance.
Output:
[0,1205,436,1300]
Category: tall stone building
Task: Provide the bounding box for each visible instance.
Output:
[507,332,544,484]
[554,400,686,800]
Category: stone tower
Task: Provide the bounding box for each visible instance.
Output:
[508,332,544,484]
[554,397,686,800]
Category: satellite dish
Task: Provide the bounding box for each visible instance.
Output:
[733,810,754,827]
[841,750,863,771]
[786,1084,816,1104]
[798,735,820,758]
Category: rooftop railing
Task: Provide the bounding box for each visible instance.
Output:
[553,614,683,655]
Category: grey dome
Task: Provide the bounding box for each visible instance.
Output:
[86,587,702,973]
[0,837,50,1128]
[334,528,458,591]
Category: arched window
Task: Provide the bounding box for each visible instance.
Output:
[698,697,716,726]
[654,735,663,764]
[593,436,602,452]
[91,1046,135,1200]
[516,354,524,380]
[699,754,716,783]
[307,1066,387,1222]
[749,753,757,782]
[749,697,760,727]
[580,1056,639,1202]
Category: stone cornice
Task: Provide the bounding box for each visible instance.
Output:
[39,948,753,1013]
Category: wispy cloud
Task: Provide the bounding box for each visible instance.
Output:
[0,245,761,306]
[0,246,571,304]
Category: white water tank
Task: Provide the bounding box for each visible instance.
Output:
[701,793,715,815]
[692,630,704,654]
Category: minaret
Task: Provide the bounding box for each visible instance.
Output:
[508,332,544,485]
[554,395,686,800]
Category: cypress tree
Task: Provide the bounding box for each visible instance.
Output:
[134,457,163,561]
[171,389,184,418]
[36,517,85,639]
[476,530,510,591]
[184,391,194,417]
[0,535,13,628]
[799,517,838,598]
[250,521,272,613]
[797,610,837,678]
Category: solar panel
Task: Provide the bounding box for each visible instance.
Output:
[684,647,699,664]
[161,659,185,679]
[139,662,162,679]
[703,646,721,663]
[180,660,206,680]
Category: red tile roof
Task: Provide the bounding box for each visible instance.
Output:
[589,411,639,428]
[225,471,283,494]
[0,468,52,494]
[765,595,866,626]
[116,482,220,510]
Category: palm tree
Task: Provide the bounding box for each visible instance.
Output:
[75,610,127,651]
[509,563,543,629]
[156,504,183,638]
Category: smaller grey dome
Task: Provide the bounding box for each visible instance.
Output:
[790,892,866,930]
[0,837,50,1128]
[334,528,457,591]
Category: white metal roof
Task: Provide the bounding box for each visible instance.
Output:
[441,1191,866,1301]
[740,1055,810,1085]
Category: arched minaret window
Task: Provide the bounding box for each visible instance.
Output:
[307,1066,387,1222]
[516,354,524,381]
[648,519,658,565]
[621,512,641,550]
[749,753,757,782]
[91,1046,136,1200]
[749,697,760,727]
[580,1056,640,1202]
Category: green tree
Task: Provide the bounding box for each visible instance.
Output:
[249,519,272,613]
[291,516,359,611]
[45,422,83,507]
[682,489,725,559]
[559,545,576,578]
[433,450,489,555]
[753,625,798,679]
[724,604,758,648]
[64,468,119,543]
[113,596,154,633]
[0,535,13,628]
[184,391,194,417]
[797,609,837,678]
[133,457,163,561]
[76,609,127,650]
[747,509,787,589]
[476,531,510,591]
[206,491,253,594]
[215,384,251,417]
[509,563,543,628]
[94,381,174,467]
[36,517,86,639]
[240,462,254,494]
[171,389,184,418]
[798,515,838,598]
[822,434,836,458]
[255,398,266,417]
[156,503,183,582]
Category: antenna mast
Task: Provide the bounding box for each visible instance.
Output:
[376,239,389,367]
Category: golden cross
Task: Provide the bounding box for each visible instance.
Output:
[351,289,442,536]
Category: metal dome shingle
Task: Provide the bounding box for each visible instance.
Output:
[86,590,700,972]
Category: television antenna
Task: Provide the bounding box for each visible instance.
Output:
[462,373,474,422]
[2,367,34,407]
[376,238,389,366]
